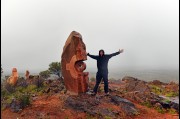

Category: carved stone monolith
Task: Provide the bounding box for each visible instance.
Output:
[61,31,89,95]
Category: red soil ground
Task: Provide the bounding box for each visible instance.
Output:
[2,82,179,119]
[2,93,179,119]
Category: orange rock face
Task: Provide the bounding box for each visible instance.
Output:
[61,31,89,95]
[7,68,18,86]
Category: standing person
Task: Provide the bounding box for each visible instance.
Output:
[87,49,124,96]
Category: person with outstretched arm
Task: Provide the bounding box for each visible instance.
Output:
[87,49,124,96]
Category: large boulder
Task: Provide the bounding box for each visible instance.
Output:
[121,76,179,113]
[64,94,139,118]
[148,80,166,86]
[43,79,66,94]
[110,95,139,116]
[165,81,179,92]
[122,76,150,93]
[64,95,99,116]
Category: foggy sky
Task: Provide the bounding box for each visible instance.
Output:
[1,0,179,74]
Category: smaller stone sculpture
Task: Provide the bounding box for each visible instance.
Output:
[25,70,30,80]
[7,68,19,86]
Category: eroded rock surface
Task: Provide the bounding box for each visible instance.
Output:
[122,76,150,92]
[25,70,30,80]
[111,95,139,116]
[64,94,139,118]
[61,31,89,95]
[120,76,179,113]
[6,68,19,86]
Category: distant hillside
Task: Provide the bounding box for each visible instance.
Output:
[2,69,179,83]
[89,69,179,83]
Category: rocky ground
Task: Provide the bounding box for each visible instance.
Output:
[1,76,179,119]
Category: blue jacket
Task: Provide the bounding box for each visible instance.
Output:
[87,51,120,73]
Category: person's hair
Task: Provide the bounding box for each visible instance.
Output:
[99,49,105,56]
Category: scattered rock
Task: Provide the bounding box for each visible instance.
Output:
[159,101,171,109]
[165,81,179,92]
[65,95,109,117]
[64,94,139,118]
[122,76,150,93]
[10,99,22,112]
[148,80,165,85]
[98,108,115,118]
[170,102,179,113]
[110,95,138,116]
[31,94,37,97]
[43,80,65,94]
[122,76,138,83]
[53,88,59,93]
[121,76,179,113]
[154,103,163,109]
[45,88,50,93]
[17,79,28,87]
[32,97,38,101]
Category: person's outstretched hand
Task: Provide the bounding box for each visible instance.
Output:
[119,49,124,53]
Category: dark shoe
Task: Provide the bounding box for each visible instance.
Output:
[104,92,110,96]
[91,92,97,96]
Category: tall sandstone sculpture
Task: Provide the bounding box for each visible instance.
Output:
[25,70,30,80]
[7,68,18,86]
[61,31,89,95]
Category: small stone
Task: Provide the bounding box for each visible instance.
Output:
[45,88,50,93]
[154,103,163,109]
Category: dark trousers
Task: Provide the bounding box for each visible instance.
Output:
[93,71,108,93]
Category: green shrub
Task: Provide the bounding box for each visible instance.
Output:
[14,92,30,108]
[16,86,25,93]
[150,85,163,95]
[6,97,13,103]
[90,77,96,82]
[39,70,50,78]
[104,116,112,119]
[161,99,171,103]
[141,101,152,108]
[48,62,61,76]
[168,108,177,114]
[155,107,165,114]
[20,94,31,108]
[4,83,15,93]
[86,114,97,119]
[26,85,37,92]
[165,92,179,97]
[1,88,9,97]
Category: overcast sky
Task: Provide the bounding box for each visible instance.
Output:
[1,0,179,74]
